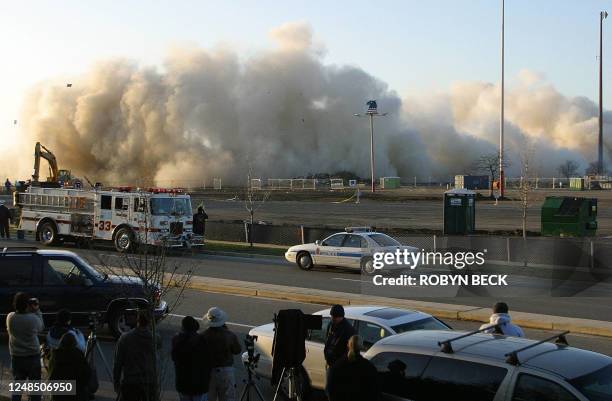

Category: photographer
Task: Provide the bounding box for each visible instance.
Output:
[172,316,211,401]
[324,305,355,368]
[48,333,91,401]
[6,293,44,401]
[201,307,241,401]
[46,309,86,354]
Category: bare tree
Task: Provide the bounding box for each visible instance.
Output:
[585,161,607,176]
[245,163,270,247]
[92,203,193,400]
[557,160,579,179]
[517,141,536,267]
[471,152,509,198]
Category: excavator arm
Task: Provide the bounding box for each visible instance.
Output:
[32,142,60,183]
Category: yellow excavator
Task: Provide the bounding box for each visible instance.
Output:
[32,142,74,186]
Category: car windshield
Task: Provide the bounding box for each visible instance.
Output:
[568,363,612,401]
[369,233,401,247]
[150,197,192,216]
[391,317,450,333]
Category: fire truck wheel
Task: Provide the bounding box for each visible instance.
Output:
[38,221,58,246]
[114,227,134,252]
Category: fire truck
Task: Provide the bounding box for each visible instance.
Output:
[15,186,202,252]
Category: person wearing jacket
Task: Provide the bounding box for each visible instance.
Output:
[48,333,91,401]
[200,307,241,401]
[326,335,379,401]
[0,200,10,239]
[192,206,208,238]
[46,309,86,353]
[7,293,45,401]
[113,310,159,401]
[480,302,525,337]
[324,305,355,368]
[171,316,211,401]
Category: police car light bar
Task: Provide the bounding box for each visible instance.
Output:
[345,226,373,233]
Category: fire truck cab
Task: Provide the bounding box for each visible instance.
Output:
[16,186,202,252]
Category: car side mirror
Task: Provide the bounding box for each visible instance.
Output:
[83,278,94,287]
[315,240,321,246]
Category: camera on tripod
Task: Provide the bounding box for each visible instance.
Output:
[244,334,260,368]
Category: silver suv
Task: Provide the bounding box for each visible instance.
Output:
[364,329,612,401]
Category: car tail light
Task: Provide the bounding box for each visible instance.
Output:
[152,288,161,305]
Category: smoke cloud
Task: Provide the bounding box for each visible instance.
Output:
[13,22,611,185]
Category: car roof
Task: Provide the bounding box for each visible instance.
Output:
[371,330,612,379]
[315,306,434,328]
[1,249,78,257]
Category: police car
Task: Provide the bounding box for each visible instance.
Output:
[285,227,418,274]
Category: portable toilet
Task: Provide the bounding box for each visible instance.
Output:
[443,188,476,235]
[541,196,597,237]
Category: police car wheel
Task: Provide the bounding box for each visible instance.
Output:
[114,228,134,252]
[296,252,313,270]
[361,257,376,275]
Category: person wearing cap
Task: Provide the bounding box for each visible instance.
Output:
[172,316,211,401]
[45,309,87,354]
[200,307,241,401]
[324,305,355,368]
[0,199,10,239]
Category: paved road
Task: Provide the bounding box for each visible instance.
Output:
[2,238,611,323]
[1,291,611,401]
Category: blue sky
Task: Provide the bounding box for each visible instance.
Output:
[0,0,610,146]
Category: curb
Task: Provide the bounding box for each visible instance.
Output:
[184,275,612,338]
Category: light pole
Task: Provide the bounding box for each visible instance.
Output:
[354,100,387,193]
[499,0,505,198]
[599,11,608,175]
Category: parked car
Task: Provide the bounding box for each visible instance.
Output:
[365,329,612,401]
[243,306,450,391]
[285,227,418,274]
[0,248,168,338]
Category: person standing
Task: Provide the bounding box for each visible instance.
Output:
[324,305,355,368]
[193,205,208,238]
[172,316,211,401]
[45,309,87,353]
[326,335,379,401]
[5,178,11,194]
[0,200,11,239]
[113,310,158,401]
[480,302,525,337]
[48,333,91,401]
[6,293,45,401]
[200,307,241,401]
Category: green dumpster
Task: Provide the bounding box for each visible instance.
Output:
[443,189,476,235]
[541,196,597,237]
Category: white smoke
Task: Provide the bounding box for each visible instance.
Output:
[11,23,611,185]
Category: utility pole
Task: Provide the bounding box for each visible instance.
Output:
[499,0,505,198]
[354,100,387,193]
[599,11,608,175]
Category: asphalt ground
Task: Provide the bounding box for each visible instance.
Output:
[1,238,611,323]
[1,291,611,401]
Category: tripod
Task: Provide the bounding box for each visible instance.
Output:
[85,321,112,379]
[272,367,304,401]
[239,361,265,401]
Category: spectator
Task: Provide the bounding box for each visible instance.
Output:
[480,302,525,337]
[48,333,91,401]
[326,335,379,401]
[200,307,241,401]
[46,309,87,353]
[5,178,11,194]
[172,316,211,401]
[193,205,208,238]
[324,304,355,368]
[113,310,158,401]
[0,200,10,239]
[6,293,44,401]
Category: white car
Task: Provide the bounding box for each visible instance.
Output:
[242,306,451,392]
[285,228,419,274]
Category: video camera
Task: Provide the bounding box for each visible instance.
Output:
[244,334,260,368]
